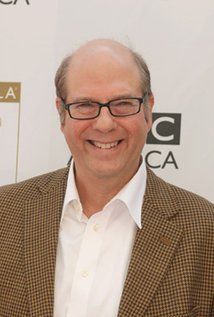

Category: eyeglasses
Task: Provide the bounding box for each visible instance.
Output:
[61,96,146,120]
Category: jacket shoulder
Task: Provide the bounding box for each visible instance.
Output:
[171,182,214,233]
[171,181,213,212]
[146,168,214,221]
[0,167,69,204]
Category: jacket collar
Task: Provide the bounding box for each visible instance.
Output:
[143,167,181,220]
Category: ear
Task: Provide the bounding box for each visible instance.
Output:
[145,93,154,130]
[55,97,65,130]
[56,97,62,114]
[144,93,154,131]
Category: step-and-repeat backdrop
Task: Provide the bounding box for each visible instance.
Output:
[0,0,213,202]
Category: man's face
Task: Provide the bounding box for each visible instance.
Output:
[57,47,153,181]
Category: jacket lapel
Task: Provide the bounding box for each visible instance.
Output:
[118,169,183,316]
[24,168,68,317]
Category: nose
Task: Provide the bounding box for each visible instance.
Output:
[92,106,117,132]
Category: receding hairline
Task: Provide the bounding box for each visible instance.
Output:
[55,39,152,100]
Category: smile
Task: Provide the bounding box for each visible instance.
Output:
[88,140,122,149]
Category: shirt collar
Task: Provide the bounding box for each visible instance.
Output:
[62,158,147,229]
[61,160,81,220]
[106,159,146,229]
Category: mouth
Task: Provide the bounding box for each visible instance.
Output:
[87,140,123,149]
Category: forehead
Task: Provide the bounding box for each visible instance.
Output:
[65,45,141,98]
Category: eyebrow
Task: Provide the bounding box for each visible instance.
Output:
[68,94,136,103]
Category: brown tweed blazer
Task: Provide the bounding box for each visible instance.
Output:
[0,167,213,317]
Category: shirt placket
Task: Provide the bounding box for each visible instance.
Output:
[66,210,110,317]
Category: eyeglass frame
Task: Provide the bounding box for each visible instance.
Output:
[60,94,147,120]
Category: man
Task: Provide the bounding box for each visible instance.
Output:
[0,39,213,317]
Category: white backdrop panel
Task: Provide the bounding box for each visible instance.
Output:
[0,0,213,202]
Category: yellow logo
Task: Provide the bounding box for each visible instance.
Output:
[0,82,21,103]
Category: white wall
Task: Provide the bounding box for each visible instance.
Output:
[0,0,213,202]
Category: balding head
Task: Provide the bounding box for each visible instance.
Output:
[71,39,135,63]
[55,39,152,102]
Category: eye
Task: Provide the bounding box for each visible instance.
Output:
[112,99,136,110]
[75,102,93,108]
[112,100,135,107]
[73,102,98,114]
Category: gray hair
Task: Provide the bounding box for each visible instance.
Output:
[55,47,152,124]
[55,55,71,124]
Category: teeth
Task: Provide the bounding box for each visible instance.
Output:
[92,141,119,149]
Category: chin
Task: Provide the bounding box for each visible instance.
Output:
[89,162,124,179]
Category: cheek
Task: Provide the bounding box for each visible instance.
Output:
[62,120,88,147]
[126,115,149,141]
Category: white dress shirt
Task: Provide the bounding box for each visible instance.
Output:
[54,160,147,317]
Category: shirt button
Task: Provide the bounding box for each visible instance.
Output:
[93,224,100,232]
[81,270,89,278]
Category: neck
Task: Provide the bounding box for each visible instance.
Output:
[73,160,141,218]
